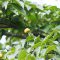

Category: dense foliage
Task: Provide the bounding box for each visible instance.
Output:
[0,0,60,60]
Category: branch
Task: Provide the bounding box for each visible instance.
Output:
[4,32,27,39]
[1,30,47,39]
[0,18,19,29]
[0,18,48,38]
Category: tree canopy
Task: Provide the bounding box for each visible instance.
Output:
[0,0,60,60]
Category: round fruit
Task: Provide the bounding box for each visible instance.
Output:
[24,28,30,33]
[0,53,3,58]
[0,10,2,14]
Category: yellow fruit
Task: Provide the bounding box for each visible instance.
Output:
[0,53,3,58]
[24,28,30,33]
[0,10,2,14]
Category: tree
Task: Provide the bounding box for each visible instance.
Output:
[0,0,60,60]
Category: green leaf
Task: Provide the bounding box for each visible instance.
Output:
[45,45,56,54]
[25,1,37,8]
[0,43,2,50]
[42,31,54,45]
[26,54,35,60]
[34,35,41,44]
[8,47,15,55]
[54,25,60,30]
[32,42,41,49]
[40,31,55,50]
[54,25,60,33]
[49,6,57,12]
[18,49,27,60]
[26,33,34,42]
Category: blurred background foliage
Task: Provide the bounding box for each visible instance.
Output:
[0,0,60,60]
